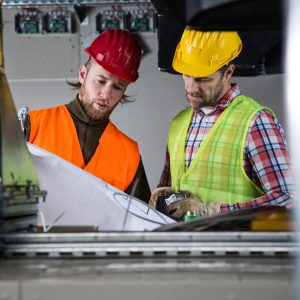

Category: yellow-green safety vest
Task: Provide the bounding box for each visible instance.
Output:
[168,95,273,204]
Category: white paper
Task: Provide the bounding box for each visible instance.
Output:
[27,143,175,232]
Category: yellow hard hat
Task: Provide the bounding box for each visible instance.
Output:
[172,29,242,77]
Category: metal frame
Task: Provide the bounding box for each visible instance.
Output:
[3,0,152,7]
[1,231,298,259]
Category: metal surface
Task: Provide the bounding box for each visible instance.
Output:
[3,0,151,6]
[0,267,294,300]
[0,256,294,279]
[1,231,298,259]
[0,231,296,300]
[0,68,39,187]
[0,0,45,232]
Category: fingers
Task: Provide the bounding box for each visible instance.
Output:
[149,186,174,208]
[150,188,221,220]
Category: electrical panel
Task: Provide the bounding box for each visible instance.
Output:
[129,8,155,32]
[15,7,73,34]
[46,9,72,33]
[15,9,43,34]
[11,2,156,35]
[96,5,155,33]
[95,8,155,32]
[96,9,125,31]
[2,1,157,80]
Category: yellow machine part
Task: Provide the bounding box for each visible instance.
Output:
[251,211,294,231]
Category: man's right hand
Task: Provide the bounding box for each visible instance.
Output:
[169,198,221,219]
[150,187,221,220]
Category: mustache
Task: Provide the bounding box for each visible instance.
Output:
[94,100,108,106]
[186,92,202,98]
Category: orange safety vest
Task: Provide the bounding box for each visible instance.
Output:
[29,105,140,191]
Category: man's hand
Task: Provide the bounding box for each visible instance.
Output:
[149,186,175,209]
[150,187,221,220]
[169,198,221,219]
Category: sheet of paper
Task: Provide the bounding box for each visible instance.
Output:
[27,143,175,231]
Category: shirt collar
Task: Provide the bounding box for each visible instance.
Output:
[216,83,240,110]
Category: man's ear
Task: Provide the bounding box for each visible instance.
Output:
[224,64,235,81]
[78,65,87,84]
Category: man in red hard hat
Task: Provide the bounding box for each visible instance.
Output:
[19,29,151,202]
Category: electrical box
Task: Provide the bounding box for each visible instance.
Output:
[15,9,43,34]
[96,9,125,32]
[46,9,72,33]
[129,8,155,32]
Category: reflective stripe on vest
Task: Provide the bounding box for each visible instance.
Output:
[168,95,272,204]
[29,105,140,191]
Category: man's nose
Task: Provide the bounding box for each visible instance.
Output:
[100,85,112,99]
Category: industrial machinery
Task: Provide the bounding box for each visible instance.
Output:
[0,1,299,299]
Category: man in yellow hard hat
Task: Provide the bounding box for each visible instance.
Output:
[150,29,294,220]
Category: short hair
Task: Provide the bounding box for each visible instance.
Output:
[66,58,134,104]
[218,60,236,76]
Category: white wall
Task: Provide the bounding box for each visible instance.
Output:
[4,11,286,191]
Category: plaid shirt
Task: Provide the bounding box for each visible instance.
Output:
[159,84,294,211]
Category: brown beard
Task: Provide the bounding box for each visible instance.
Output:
[187,76,225,109]
[81,101,112,120]
[79,81,113,121]
[207,78,225,106]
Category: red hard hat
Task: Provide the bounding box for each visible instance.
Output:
[85,29,142,83]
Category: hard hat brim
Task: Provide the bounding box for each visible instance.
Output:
[173,59,223,77]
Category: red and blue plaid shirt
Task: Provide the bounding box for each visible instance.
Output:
[159,84,295,211]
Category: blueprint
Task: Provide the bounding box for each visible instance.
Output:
[27,143,175,232]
